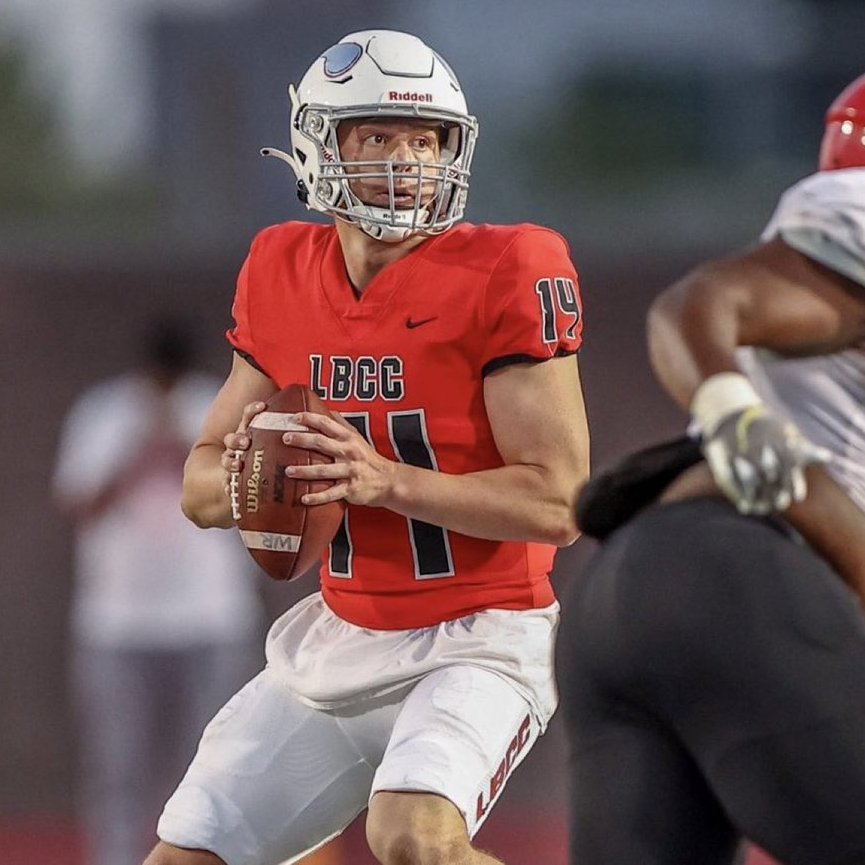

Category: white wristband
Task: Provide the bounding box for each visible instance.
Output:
[690,372,763,435]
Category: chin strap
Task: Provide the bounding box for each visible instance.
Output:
[359,220,414,243]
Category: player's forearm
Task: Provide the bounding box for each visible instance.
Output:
[784,467,865,605]
[181,443,235,529]
[382,461,584,546]
[648,272,745,410]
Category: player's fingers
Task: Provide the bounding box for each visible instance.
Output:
[705,448,741,507]
[285,462,346,480]
[237,400,267,434]
[224,429,251,450]
[282,430,346,458]
[293,411,352,438]
[773,488,792,511]
[222,448,245,474]
[795,439,832,465]
[746,498,774,516]
[731,455,760,501]
[301,482,348,506]
[790,466,808,503]
[327,409,360,434]
[757,446,781,484]
[713,455,762,515]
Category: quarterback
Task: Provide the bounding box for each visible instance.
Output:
[144,30,590,865]
[559,73,865,865]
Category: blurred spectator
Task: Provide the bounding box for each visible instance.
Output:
[52,315,264,865]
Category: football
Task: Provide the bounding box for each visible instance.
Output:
[229,383,345,581]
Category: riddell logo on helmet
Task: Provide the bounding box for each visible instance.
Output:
[388,91,434,103]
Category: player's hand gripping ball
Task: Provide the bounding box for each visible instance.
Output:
[230,384,345,580]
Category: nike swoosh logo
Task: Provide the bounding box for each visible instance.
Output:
[405,316,439,329]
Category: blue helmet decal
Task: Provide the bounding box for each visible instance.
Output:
[322,42,363,79]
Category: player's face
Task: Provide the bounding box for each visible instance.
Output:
[337,118,443,209]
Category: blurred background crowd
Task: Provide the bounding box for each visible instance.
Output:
[1,1,863,863]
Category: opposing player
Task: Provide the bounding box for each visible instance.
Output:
[558,73,865,864]
[144,30,590,865]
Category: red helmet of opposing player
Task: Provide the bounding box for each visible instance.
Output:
[819,73,865,171]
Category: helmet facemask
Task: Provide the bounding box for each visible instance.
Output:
[294,99,476,241]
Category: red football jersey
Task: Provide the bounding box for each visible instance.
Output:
[228,221,583,629]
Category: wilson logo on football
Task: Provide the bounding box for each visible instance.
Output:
[245,449,265,514]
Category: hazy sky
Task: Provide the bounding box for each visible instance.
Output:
[0,0,817,180]
[0,0,258,177]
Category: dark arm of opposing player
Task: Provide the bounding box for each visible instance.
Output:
[648,237,865,408]
[648,238,865,513]
[787,467,865,604]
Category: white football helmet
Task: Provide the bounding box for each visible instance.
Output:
[262,30,479,242]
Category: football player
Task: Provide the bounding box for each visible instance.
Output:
[144,30,590,865]
[558,73,865,865]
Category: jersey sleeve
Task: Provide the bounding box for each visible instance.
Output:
[226,250,253,352]
[226,236,269,374]
[761,169,865,288]
[480,227,583,375]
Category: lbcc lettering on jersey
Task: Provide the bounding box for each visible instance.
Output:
[228,221,583,630]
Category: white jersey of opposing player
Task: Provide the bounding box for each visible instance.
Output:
[738,167,865,513]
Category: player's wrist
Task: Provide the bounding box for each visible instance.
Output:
[380,460,417,512]
[690,372,763,436]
